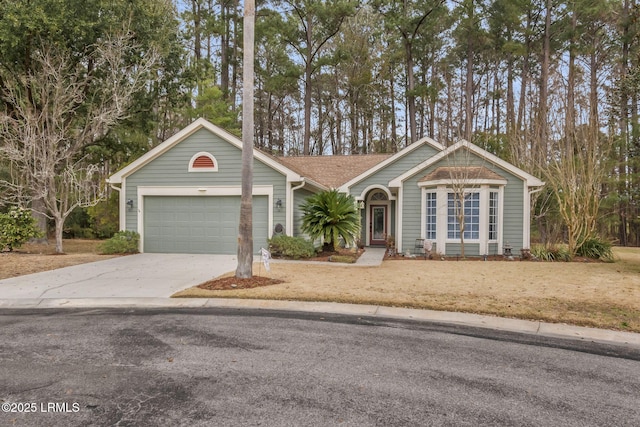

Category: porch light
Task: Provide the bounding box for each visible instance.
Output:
[126,199,134,210]
[275,199,283,210]
[357,200,365,209]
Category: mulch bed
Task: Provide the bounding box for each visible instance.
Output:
[197,248,365,291]
[273,248,365,263]
[386,253,510,261]
[198,276,284,291]
[385,253,602,262]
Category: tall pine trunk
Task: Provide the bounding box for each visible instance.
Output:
[236,0,255,279]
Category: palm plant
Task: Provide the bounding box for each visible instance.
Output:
[300,189,360,251]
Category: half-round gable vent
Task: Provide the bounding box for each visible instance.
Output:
[188,152,218,172]
[193,155,215,168]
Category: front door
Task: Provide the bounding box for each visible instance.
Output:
[370,205,387,246]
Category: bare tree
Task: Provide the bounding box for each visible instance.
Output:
[236,0,255,279]
[0,33,158,254]
[540,124,611,256]
[444,145,487,259]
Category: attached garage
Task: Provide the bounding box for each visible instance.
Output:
[108,119,313,255]
[142,195,269,254]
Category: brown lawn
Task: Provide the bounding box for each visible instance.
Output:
[2,239,638,333]
[174,247,640,333]
[0,239,117,279]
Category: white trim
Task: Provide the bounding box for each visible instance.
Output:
[365,190,391,246]
[118,181,126,231]
[445,190,481,244]
[397,185,404,252]
[498,186,505,252]
[288,181,304,236]
[524,186,530,250]
[418,185,506,256]
[479,189,488,251]
[355,185,396,202]
[389,139,544,188]
[338,136,444,192]
[188,152,219,172]
[418,178,507,187]
[136,185,273,253]
[108,118,302,183]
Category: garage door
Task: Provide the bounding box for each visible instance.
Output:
[143,196,269,254]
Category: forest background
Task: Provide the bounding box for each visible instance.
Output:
[1,0,639,248]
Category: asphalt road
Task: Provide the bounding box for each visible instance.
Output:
[1,308,639,426]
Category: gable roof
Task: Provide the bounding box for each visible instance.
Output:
[107,118,304,184]
[389,139,544,188]
[277,154,393,188]
[420,166,506,183]
[337,135,445,192]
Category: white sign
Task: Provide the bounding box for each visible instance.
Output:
[260,247,271,272]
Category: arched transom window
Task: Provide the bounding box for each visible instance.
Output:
[188,152,218,172]
[370,191,388,201]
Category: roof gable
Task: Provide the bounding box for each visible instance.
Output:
[337,136,445,191]
[389,139,544,187]
[107,118,302,184]
[420,166,506,183]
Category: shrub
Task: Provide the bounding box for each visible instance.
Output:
[0,207,42,251]
[300,189,360,251]
[99,230,140,254]
[576,236,614,262]
[268,235,316,259]
[531,243,572,262]
[87,192,119,238]
[329,255,356,263]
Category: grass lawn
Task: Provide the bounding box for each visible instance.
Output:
[173,247,640,333]
[2,239,638,333]
[0,239,117,280]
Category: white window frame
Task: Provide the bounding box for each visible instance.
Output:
[420,185,504,255]
[425,191,437,240]
[447,191,480,241]
[488,190,499,242]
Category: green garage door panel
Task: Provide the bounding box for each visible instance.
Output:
[143,196,268,254]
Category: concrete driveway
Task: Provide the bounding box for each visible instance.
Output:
[0,253,237,299]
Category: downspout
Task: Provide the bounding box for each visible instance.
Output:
[525,185,545,249]
[109,182,125,231]
[288,179,307,236]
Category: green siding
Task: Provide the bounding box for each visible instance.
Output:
[292,188,315,237]
[401,148,526,255]
[348,143,441,198]
[124,128,288,243]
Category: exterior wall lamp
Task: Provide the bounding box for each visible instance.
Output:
[126,199,134,210]
[275,199,283,211]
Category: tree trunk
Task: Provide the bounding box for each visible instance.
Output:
[221,0,230,97]
[465,17,474,141]
[537,0,552,166]
[566,7,577,150]
[54,214,64,254]
[405,40,418,144]
[390,64,397,151]
[506,51,515,137]
[236,0,255,279]
[619,0,630,246]
[31,198,49,244]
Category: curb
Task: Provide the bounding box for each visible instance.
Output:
[1,297,639,349]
